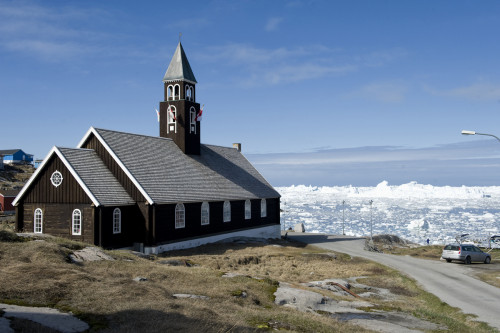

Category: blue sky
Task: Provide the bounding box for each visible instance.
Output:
[2,0,500,186]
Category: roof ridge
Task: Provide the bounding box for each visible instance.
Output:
[94,128,174,142]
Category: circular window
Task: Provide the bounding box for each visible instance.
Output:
[50,171,63,187]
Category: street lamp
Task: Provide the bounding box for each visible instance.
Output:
[462,130,500,247]
[461,130,500,143]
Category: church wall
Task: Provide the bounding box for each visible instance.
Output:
[98,205,145,249]
[153,198,281,245]
[22,203,94,244]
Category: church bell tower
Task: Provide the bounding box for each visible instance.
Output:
[159,42,201,155]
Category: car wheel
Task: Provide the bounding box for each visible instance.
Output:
[446,259,452,263]
[485,256,491,264]
[465,256,471,265]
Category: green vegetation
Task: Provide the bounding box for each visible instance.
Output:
[0,234,497,332]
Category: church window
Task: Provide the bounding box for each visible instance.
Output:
[186,85,193,101]
[174,84,180,100]
[201,202,209,225]
[113,208,121,234]
[223,201,231,222]
[261,199,267,218]
[175,203,185,229]
[167,85,174,100]
[245,200,251,220]
[50,170,63,187]
[190,107,197,134]
[167,106,177,134]
[72,209,82,235]
[34,208,43,233]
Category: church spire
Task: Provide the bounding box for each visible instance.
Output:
[163,42,197,84]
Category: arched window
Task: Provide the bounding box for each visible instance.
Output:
[167,105,176,134]
[245,200,251,220]
[113,208,121,234]
[260,199,267,218]
[175,203,185,229]
[174,84,180,100]
[185,85,192,101]
[201,202,209,225]
[167,85,173,100]
[190,106,197,134]
[223,201,231,222]
[72,209,82,235]
[34,208,43,233]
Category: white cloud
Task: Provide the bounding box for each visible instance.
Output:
[346,81,408,103]
[427,82,500,101]
[265,17,283,31]
[0,2,111,61]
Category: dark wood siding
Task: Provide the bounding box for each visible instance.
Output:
[98,205,145,249]
[153,197,281,244]
[23,155,92,204]
[22,203,94,244]
[81,135,147,202]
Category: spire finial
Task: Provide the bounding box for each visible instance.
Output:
[179,32,182,43]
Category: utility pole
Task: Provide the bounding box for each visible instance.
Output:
[342,200,346,235]
[369,200,373,240]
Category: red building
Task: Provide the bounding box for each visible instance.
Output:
[0,190,19,212]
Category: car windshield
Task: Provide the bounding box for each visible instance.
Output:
[444,245,459,251]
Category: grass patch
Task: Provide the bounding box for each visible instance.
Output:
[0,235,498,332]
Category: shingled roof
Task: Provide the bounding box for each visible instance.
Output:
[162,42,197,84]
[87,128,279,204]
[57,148,135,206]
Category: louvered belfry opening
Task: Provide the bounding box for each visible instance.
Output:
[159,42,201,155]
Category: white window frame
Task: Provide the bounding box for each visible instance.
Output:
[175,203,185,229]
[185,85,193,101]
[223,201,231,222]
[261,199,267,218]
[113,208,121,234]
[50,170,63,187]
[167,85,173,100]
[34,208,43,233]
[190,106,197,134]
[245,199,251,220]
[167,105,177,134]
[201,202,210,225]
[72,209,82,235]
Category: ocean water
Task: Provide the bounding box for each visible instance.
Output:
[277,181,500,246]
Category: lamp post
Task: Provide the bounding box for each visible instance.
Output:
[461,130,500,143]
[462,130,500,247]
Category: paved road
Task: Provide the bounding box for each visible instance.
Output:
[286,232,500,331]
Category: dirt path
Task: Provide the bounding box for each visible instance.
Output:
[286,232,500,331]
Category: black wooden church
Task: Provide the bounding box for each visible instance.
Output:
[13,42,281,253]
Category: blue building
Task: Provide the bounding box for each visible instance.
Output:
[0,149,33,165]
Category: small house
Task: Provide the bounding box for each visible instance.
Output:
[0,149,33,165]
[13,42,281,253]
[0,190,19,212]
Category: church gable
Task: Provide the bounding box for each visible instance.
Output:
[17,148,93,205]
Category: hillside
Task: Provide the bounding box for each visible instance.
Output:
[0,164,34,190]
[0,227,495,332]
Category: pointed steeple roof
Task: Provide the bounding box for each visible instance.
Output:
[163,42,197,84]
